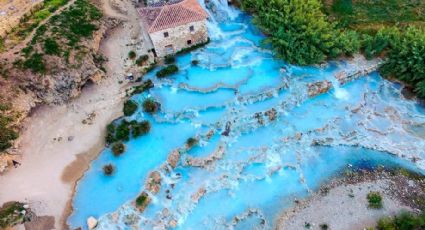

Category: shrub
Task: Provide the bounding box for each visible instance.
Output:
[0,202,26,228]
[23,53,46,73]
[131,79,154,96]
[123,100,138,116]
[128,51,136,59]
[0,108,19,151]
[376,211,425,230]
[367,191,383,209]
[136,192,148,207]
[142,98,159,114]
[136,55,149,66]
[111,142,125,156]
[156,65,178,78]
[176,38,210,55]
[115,120,130,141]
[186,137,198,148]
[191,60,199,66]
[319,224,328,230]
[103,164,115,175]
[43,38,61,55]
[164,55,175,64]
[105,122,116,144]
[131,120,151,137]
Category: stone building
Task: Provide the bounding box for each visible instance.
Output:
[138,0,209,58]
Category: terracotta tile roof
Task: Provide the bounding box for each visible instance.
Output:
[138,0,208,33]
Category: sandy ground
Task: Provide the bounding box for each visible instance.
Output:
[0,0,146,228]
[276,179,412,230]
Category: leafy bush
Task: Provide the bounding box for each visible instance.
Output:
[367,191,383,209]
[142,98,159,114]
[186,137,198,148]
[379,27,425,98]
[103,164,115,175]
[176,38,210,55]
[191,60,199,66]
[164,55,175,64]
[136,55,149,66]
[156,65,178,78]
[0,202,26,228]
[136,192,148,207]
[115,120,131,141]
[105,122,116,144]
[111,142,125,156]
[377,211,425,230]
[131,120,151,137]
[123,100,138,116]
[131,79,154,96]
[128,51,136,59]
[0,105,19,151]
[319,223,329,230]
[241,0,359,65]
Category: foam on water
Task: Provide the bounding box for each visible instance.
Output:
[68,1,425,229]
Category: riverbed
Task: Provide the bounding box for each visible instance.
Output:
[68,2,425,229]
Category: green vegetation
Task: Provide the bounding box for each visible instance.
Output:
[142,98,159,114]
[128,51,137,59]
[103,164,115,175]
[375,211,425,230]
[3,0,69,47]
[156,64,179,78]
[0,202,26,228]
[17,0,102,73]
[367,191,383,209]
[131,120,151,138]
[136,55,149,66]
[111,142,125,156]
[105,119,151,144]
[0,104,19,152]
[191,60,199,66]
[319,223,329,230]
[131,79,154,96]
[136,192,149,207]
[240,0,425,98]
[164,55,176,64]
[186,137,198,148]
[241,0,358,65]
[123,100,138,116]
[176,38,210,55]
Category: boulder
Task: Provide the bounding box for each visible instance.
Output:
[87,216,98,229]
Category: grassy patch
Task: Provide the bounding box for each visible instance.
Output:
[376,210,425,230]
[0,104,19,152]
[367,191,383,209]
[17,0,102,73]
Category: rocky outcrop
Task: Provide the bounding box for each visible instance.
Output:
[145,171,161,194]
[307,80,332,97]
[87,216,98,229]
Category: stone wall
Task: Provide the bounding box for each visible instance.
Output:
[149,19,208,57]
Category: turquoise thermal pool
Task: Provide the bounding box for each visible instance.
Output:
[68,1,425,229]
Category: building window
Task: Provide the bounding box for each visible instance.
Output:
[187,40,192,45]
[189,26,194,32]
[164,32,169,38]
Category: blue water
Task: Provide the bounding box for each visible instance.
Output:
[68,3,425,229]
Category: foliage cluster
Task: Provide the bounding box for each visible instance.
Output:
[367,191,383,209]
[241,0,359,65]
[0,202,26,228]
[176,38,210,55]
[131,79,154,96]
[103,164,114,175]
[376,211,425,230]
[136,192,149,207]
[106,119,151,144]
[156,64,179,78]
[123,100,138,116]
[17,0,102,73]
[186,137,198,148]
[136,55,149,66]
[111,141,125,156]
[142,98,159,114]
[164,55,176,64]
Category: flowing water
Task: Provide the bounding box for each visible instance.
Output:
[68,1,425,229]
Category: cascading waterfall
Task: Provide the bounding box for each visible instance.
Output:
[68,1,425,229]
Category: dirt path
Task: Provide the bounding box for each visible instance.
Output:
[0,0,146,228]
